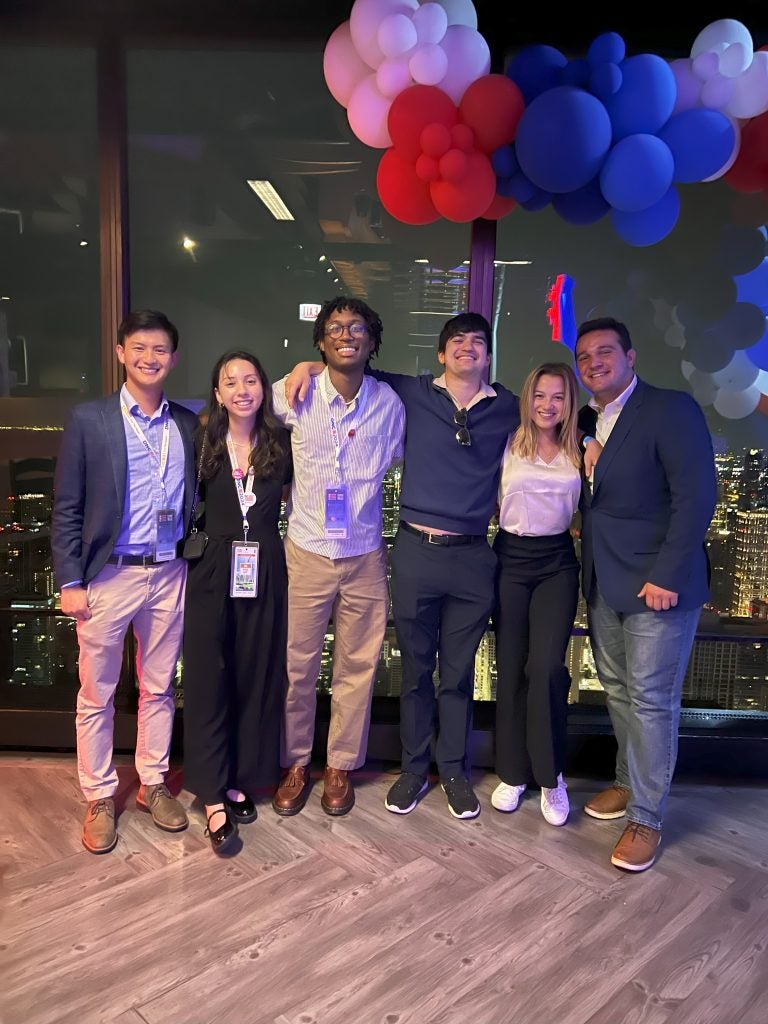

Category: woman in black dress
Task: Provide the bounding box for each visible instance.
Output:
[183,350,291,853]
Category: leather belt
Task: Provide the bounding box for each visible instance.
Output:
[399,521,486,547]
[106,545,181,567]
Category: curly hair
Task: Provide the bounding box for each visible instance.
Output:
[311,296,382,362]
[200,350,290,481]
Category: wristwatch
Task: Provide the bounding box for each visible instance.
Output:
[580,434,596,452]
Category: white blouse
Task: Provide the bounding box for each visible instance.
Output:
[498,444,580,537]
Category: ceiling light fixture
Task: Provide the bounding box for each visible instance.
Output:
[494,259,532,265]
[246,180,295,221]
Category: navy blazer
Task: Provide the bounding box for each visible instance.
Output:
[578,379,717,613]
[52,392,199,588]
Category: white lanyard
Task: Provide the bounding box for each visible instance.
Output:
[322,373,367,479]
[226,434,256,542]
[121,402,171,497]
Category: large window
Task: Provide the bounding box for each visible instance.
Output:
[0,48,100,709]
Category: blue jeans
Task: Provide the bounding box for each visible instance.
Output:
[587,583,699,830]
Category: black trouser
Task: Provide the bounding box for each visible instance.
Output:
[390,526,497,779]
[493,529,579,789]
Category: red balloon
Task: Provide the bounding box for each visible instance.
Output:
[415,153,440,181]
[430,151,497,222]
[420,122,452,158]
[377,148,439,225]
[727,110,768,193]
[481,194,518,220]
[451,123,475,151]
[459,74,525,154]
[758,392,768,417]
[388,85,457,161]
[439,148,468,182]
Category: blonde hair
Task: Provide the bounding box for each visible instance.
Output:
[511,362,581,467]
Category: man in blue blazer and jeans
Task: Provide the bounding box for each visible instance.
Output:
[576,317,716,872]
[53,309,198,853]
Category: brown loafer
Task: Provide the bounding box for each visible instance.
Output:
[272,764,311,816]
[137,783,189,832]
[321,767,354,816]
[82,798,117,854]
[584,784,631,820]
[611,822,661,872]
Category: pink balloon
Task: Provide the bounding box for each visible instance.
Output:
[350,0,419,70]
[324,22,371,107]
[413,3,448,45]
[377,57,413,98]
[670,58,702,114]
[348,75,393,148]
[437,25,490,103]
[701,73,733,110]
[378,13,417,59]
[410,43,448,86]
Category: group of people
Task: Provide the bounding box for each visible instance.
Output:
[52,298,716,874]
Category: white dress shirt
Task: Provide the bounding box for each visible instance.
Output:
[498,446,580,537]
[589,375,638,446]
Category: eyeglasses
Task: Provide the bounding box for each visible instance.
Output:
[454,407,471,447]
[325,321,368,340]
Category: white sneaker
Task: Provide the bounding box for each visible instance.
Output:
[541,774,569,826]
[491,781,527,812]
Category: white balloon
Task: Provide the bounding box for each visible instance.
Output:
[689,370,718,406]
[431,0,477,29]
[378,13,418,58]
[701,73,733,110]
[692,51,720,82]
[436,24,490,103]
[350,0,419,70]
[410,43,449,85]
[720,41,750,78]
[681,359,696,381]
[714,384,761,418]
[691,19,754,61]
[724,52,768,119]
[712,350,760,390]
[347,74,393,147]
[413,2,448,44]
[650,297,672,329]
[664,324,686,348]
[754,368,768,394]
[671,304,684,328]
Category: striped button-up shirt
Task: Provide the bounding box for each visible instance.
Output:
[112,384,186,555]
[273,369,404,558]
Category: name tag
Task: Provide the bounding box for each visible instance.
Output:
[324,484,349,539]
[155,508,177,562]
[230,542,259,598]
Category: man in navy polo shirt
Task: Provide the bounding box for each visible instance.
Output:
[288,312,519,819]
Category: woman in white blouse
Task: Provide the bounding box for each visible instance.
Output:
[491,362,583,826]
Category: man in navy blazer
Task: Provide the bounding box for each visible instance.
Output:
[576,317,716,872]
[53,309,198,853]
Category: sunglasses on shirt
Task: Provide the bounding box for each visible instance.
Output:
[454,407,471,447]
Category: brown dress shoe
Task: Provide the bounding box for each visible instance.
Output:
[272,765,311,816]
[584,784,631,820]
[137,783,189,832]
[82,798,117,854]
[611,822,661,872]
[321,767,354,816]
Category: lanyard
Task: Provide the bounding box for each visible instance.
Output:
[121,402,171,497]
[321,373,367,480]
[226,434,256,542]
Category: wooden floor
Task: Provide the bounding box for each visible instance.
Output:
[2,753,768,1024]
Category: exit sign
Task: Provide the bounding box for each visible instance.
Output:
[299,303,322,321]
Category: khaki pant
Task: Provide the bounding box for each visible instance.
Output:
[75,559,186,800]
[282,536,388,771]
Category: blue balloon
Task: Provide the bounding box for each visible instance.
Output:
[603,54,676,141]
[590,63,622,101]
[491,144,518,179]
[520,192,552,212]
[719,227,767,278]
[683,329,734,373]
[496,176,518,198]
[561,58,590,88]
[552,178,610,224]
[744,326,768,371]
[588,32,626,66]
[516,86,612,194]
[659,109,736,183]
[735,259,768,309]
[600,134,674,212]
[506,45,566,105]
[716,302,768,349]
[611,185,680,246]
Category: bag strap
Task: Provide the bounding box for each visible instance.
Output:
[188,431,208,535]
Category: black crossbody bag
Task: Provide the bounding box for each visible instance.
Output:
[182,433,208,561]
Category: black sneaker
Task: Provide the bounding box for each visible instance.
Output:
[441,776,480,819]
[385,773,428,814]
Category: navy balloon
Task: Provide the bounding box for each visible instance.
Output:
[561,58,590,88]
[611,185,680,246]
[506,45,566,105]
[588,32,626,66]
[600,134,674,212]
[590,63,622,101]
[516,86,613,193]
[716,302,768,349]
[719,227,767,277]
[552,178,610,224]
[520,191,552,212]
[735,259,768,310]
[659,109,736,184]
[491,144,518,179]
[683,329,734,373]
[603,54,676,141]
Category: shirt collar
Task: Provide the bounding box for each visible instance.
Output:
[121,383,169,419]
[321,367,367,407]
[433,373,497,404]
[588,374,637,416]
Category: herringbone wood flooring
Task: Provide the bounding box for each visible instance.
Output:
[2,753,767,1024]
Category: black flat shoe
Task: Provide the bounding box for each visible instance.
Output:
[205,808,238,854]
[225,793,257,824]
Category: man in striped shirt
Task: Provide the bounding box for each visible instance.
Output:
[271,297,405,817]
